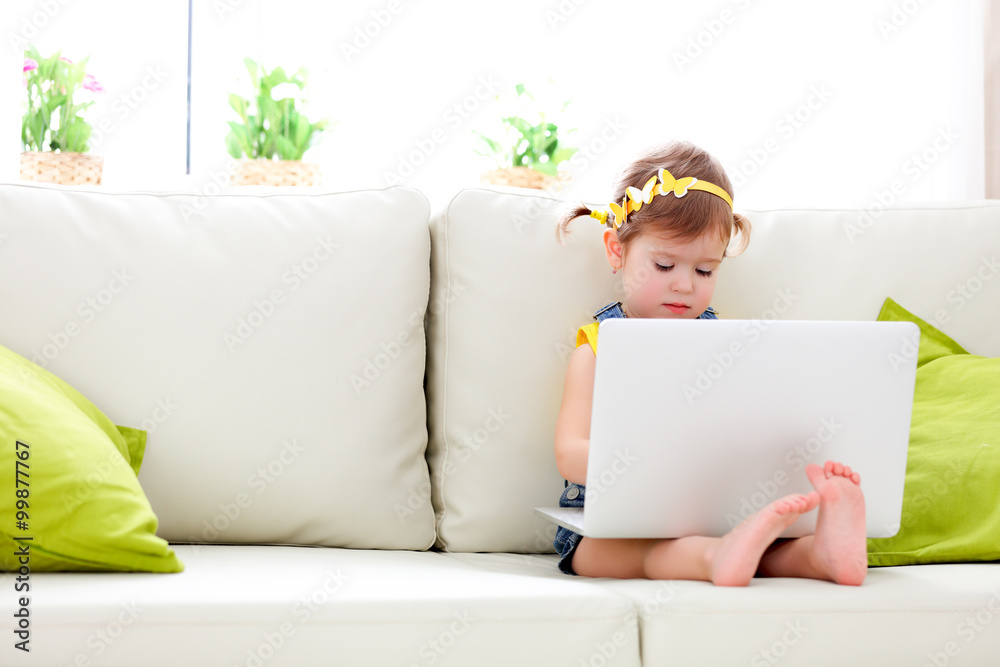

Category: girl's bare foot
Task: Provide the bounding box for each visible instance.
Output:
[708,492,819,586]
[805,461,868,586]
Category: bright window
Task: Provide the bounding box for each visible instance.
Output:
[3,0,985,211]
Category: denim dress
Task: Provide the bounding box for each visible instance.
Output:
[554,301,718,575]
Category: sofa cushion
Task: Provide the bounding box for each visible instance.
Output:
[715,202,1000,357]
[0,344,182,572]
[0,183,435,550]
[588,559,1000,667]
[427,191,1000,553]
[427,187,619,552]
[867,298,1000,565]
[12,546,639,667]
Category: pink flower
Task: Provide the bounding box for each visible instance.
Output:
[83,74,104,93]
[23,57,37,73]
[60,56,73,64]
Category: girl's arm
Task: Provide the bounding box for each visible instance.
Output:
[554,344,597,486]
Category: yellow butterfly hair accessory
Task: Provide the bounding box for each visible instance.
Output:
[598,168,734,229]
[626,176,658,214]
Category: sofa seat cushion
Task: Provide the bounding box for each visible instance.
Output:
[14,546,639,667]
[448,554,1000,667]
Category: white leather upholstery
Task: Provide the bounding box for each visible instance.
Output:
[6,547,638,667]
[452,554,1000,667]
[428,189,1000,553]
[0,183,436,550]
[427,187,619,551]
[716,202,1000,357]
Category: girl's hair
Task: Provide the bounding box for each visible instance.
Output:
[557,140,750,256]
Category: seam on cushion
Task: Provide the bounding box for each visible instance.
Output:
[434,197,453,551]
[0,181,430,202]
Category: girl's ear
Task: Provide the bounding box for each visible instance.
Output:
[603,228,624,271]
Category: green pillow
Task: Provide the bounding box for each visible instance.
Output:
[0,344,183,572]
[867,298,1000,566]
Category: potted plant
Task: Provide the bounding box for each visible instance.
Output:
[225,58,329,186]
[21,46,105,185]
[475,82,577,191]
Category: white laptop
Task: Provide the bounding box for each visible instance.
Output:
[535,318,919,539]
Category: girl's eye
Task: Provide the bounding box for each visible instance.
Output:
[697,269,714,277]
[655,263,672,272]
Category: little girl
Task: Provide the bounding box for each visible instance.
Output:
[553,141,867,586]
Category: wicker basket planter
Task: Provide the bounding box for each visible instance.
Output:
[480,166,568,191]
[20,152,103,186]
[231,159,321,187]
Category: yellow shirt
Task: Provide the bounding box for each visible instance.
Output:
[575,321,600,355]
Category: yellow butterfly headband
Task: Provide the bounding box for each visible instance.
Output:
[588,168,733,229]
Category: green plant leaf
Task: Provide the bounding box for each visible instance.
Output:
[228,93,247,116]
[63,119,91,153]
[533,162,557,176]
[268,67,289,87]
[243,58,260,88]
[226,121,254,158]
[275,135,299,160]
[550,146,578,166]
[224,132,244,159]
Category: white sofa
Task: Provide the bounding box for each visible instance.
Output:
[1,181,999,667]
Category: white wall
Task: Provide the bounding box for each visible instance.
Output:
[1,0,985,213]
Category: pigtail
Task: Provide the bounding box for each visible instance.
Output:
[555,201,607,245]
[725,212,752,257]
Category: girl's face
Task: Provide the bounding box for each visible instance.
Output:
[604,229,727,319]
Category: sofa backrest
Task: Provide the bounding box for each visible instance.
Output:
[2,183,997,556]
[0,182,436,550]
[427,189,1000,552]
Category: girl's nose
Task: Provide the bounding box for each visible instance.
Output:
[671,272,693,293]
